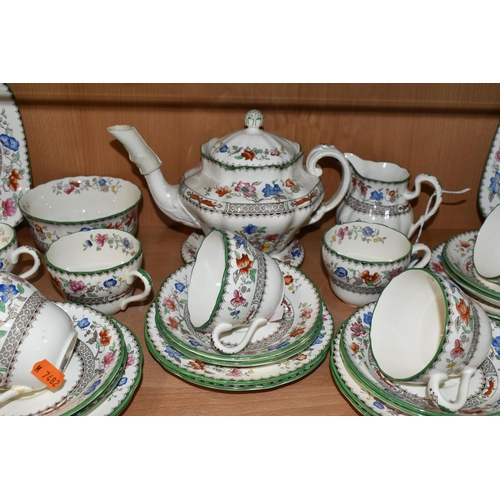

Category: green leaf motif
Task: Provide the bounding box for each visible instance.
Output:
[0,330,6,338]
[17,285,25,294]
[0,302,5,314]
[249,268,257,283]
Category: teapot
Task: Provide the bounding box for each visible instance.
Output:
[108,110,352,261]
[336,153,443,238]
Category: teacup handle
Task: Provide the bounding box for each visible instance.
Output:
[409,243,432,268]
[212,317,267,354]
[0,386,35,405]
[120,268,153,311]
[10,245,41,280]
[404,173,443,238]
[427,368,475,412]
[305,144,352,225]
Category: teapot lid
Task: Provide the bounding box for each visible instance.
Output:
[202,110,303,170]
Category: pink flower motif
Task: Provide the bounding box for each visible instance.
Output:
[337,226,349,241]
[357,180,368,195]
[69,280,86,293]
[227,368,242,377]
[450,339,465,359]
[64,186,75,194]
[95,233,109,247]
[126,353,135,367]
[495,149,500,163]
[231,290,247,307]
[234,181,256,197]
[164,297,176,312]
[388,267,403,281]
[103,351,116,367]
[264,233,280,242]
[350,322,366,337]
[432,262,445,274]
[1,198,16,217]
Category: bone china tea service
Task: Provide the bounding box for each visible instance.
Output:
[322,222,431,307]
[108,110,353,262]
[44,229,152,315]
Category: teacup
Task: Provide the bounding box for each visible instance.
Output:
[187,229,285,354]
[44,229,152,315]
[0,222,41,279]
[369,268,491,412]
[473,204,500,283]
[0,272,78,405]
[322,222,431,307]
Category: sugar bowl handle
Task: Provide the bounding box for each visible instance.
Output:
[305,144,352,225]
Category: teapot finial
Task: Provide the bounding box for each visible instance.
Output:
[245,110,264,129]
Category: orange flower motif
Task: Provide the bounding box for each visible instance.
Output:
[350,343,360,354]
[459,240,470,249]
[241,149,256,161]
[189,359,205,371]
[285,179,295,187]
[359,270,381,284]
[236,253,253,274]
[296,354,307,361]
[69,180,81,187]
[167,317,179,330]
[106,223,113,228]
[114,222,122,229]
[290,327,306,338]
[51,276,62,288]
[34,224,44,233]
[388,190,396,197]
[301,308,313,319]
[456,298,471,326]
[8,169,22,191]
[216,186,231,197]
[99,330,111,346]
[284,275,293,285]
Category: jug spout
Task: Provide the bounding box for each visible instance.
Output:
[108,125,200,229]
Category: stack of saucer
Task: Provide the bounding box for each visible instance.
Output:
[0,302,142,416]
[146,261,333,391]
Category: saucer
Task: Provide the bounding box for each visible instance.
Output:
[155,262,322,364]
[0,302,125,416]
[181,231,305,267]
[339,301,500,416]
[146,301,333,390]
[478,121,500,219]
[0,84,33,227]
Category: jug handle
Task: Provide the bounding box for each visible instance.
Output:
[305,144,352,226]
[404,173,443,239]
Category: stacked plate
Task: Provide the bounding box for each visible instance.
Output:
[146,261,333,390]
[330,300,500,416]
[0,302,142,416]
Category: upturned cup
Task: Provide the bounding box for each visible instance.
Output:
[473,204,500,283]
[322,222,431,307]
[0,222,41,280]
[44,229,152,315]
[369,268,491,412]
[187,229,285,354]
[0,272,78,405]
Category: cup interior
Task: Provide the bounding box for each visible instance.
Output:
[187,230,227,329]
[370,269,447,380]
[474,205,500,279]
[324,223,410,263]
[45,229,141,272]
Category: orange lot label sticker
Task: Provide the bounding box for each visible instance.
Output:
[31,360,65,390]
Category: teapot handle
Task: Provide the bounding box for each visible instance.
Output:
[305,144,352,226]
[404,173,443,239]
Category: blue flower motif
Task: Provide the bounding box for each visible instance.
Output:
[334,267,348,278]
[362,226,374,237]
[230,310,241,316]
[262,183,283,197]
[490,172,500,195]
[233,234,248,248]
[0,262,3,270]
[164,345,183,359]
[80,227,91,231]
[370,191,384,201]
[363,311,373,325]
[84,379,101,395]
[117,377,128,387]
[188,339,202,347]
[291,249,301,257]
[85,240,93,247]
[122,238,132,249]
[77,317,90,328]
[492,336,500,356]
[243,224,259,235]
[98,178,107,186]
[0,284,19,303]
[174,282,186,292]
[0,134,19,151]
[219,145,229,153]
[373,401,385,410]
[311,333,325,346]
[268,341,290,351]
[103,278,117,288]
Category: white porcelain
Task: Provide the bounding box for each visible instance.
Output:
[336,153,443,238]
[44,229,152,315]
[478,120,500,219]
[0,84,33,227]
[322,222,431,307]
[108,109,352,261]
[18,175,142,252]
[474,204,500,283]
[0,273,78,406]
[370,268,491,412]
[186,229,284,354]
[0,222,40,279]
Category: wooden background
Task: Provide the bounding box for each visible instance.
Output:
[6,83,500,416]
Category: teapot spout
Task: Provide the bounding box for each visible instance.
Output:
[107,125,162,175]
[108,125,201,229]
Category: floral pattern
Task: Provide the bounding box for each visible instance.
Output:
[478,123,500,218]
